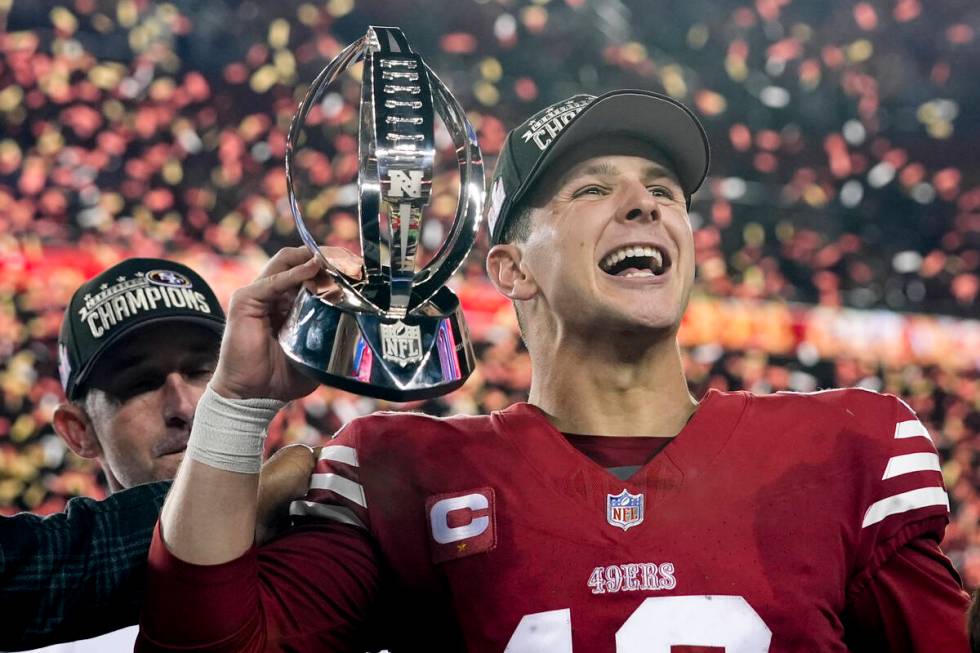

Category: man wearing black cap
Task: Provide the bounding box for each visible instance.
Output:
[140,92,969,652]
[54,259,226,492]
[0,258,322,651]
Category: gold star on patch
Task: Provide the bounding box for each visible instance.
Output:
[456,542,467,552]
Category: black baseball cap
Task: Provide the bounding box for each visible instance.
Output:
[486,89,711,244]
[58,258,226,400]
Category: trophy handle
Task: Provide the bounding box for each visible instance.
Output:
[285,34,389,316]
[407,67,483,310]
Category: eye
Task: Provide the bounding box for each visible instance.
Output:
[184,360,217,381]
[648,186,676,200]
[572,184,608,198]
[125,375,165,399]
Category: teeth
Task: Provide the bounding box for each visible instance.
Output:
[624,270,654,277]
[600,245,666,272]
[650,248,662,269]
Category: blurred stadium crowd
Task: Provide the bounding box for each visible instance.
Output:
[0,0,978,585]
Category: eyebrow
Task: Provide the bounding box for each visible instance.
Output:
[566,162,681,186]
[109,342,217,373]
[576,162,621,179]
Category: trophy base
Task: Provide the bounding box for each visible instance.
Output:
[278,286,475,402]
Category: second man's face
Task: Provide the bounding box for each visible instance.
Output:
[82,322,220,490]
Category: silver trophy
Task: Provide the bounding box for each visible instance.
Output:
[279,26,483,401]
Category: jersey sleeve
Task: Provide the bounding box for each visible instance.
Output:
[842,393,967,648]
[852,394,951,575]
[843,533,970,652]
[137,520,385,652]
[289,423,370,531]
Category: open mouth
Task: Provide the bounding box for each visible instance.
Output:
[599,244,671,278]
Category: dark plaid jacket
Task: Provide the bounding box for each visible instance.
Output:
[0,481,169,651]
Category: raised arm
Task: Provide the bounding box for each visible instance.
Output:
[159,246,343,565]
[140,246,384,652]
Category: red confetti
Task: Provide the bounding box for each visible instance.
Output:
[853,3,878,31]
[440,33,477,55]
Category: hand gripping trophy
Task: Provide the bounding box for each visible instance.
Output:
[279,26,484,401]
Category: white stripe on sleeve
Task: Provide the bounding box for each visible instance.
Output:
[881,452,942,480]
[861,487,949,528]
[893,419,932,442]
[310,473,367,507]
[319,445,359,467]
[290,500,367,529]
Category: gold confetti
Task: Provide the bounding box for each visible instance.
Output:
[661,65,687,98]
[473,80,499,106]
[117,0,138,28]
[480,58,503,82]
[326,0,353,18]
[0,85,24,112]
[49,7,79,34]
[269,18,290,49]
[250,65,279,94]
[846,39,873,63]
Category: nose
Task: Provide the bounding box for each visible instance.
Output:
[617,178,661,224]
[161,372,200,427]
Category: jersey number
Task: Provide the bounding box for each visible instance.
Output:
[504,595,772,652]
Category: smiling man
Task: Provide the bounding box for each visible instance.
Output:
[140,91,969,652]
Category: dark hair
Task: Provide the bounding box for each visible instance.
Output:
[499,202,533,245]
[496,202,534,341]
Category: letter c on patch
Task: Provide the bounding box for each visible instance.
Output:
[429,493,489,544]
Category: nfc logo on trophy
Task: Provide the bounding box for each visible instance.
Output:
[387,169,424,199]
[380,320,423,366]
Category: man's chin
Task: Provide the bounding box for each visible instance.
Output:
[599,306,682,335]
[154,451,186,480]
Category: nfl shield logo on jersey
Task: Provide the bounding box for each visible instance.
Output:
[607,489,644,531]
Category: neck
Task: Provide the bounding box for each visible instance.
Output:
[101,463,123,494]
[527,327,697,437]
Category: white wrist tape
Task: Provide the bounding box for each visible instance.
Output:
[185,384,285,474]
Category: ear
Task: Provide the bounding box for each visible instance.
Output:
[486,244,538,301]
[53,402,103,459]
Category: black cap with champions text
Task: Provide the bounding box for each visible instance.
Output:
[486,89,711,245]
[58,258,226,400]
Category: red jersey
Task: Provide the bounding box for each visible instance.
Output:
[138,389,969,652]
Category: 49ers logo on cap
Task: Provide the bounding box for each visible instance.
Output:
[426,487,496,563]
[146,269,192,287]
